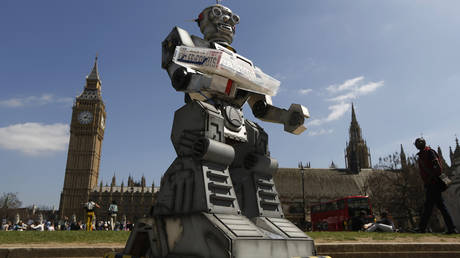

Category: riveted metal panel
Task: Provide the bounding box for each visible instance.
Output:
[214,214,263,237]
[266,217,308,238]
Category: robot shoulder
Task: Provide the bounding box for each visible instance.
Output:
[162,27,210,69]
[162,27,194,69]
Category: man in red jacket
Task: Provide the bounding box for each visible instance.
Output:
[415,138,456,234]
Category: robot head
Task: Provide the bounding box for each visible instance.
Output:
[414,137,426,150]
[196,4,240,44]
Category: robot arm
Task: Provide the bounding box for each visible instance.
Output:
[248,93,310,135]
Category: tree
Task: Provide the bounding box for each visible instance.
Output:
[0,192,22,209]
[364,154,425,230]
[373,152,401,170]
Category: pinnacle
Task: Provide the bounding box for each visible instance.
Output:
[86,55,100,81]
[351,103,357,122]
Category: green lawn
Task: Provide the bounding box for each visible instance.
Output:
[0,231,130,244]
[0,231,459,244]
[308,231,460,242]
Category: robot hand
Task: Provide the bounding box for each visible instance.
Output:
[283,104,310,135]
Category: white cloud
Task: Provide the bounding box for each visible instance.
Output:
[308,128,334,136]
[308,119,322,126]
[0,94,72,108]
[308,77,384,128]
[0,123,69,155]
[326,76,364,93]
[325,102,351,122]
[356,81,384,95]
[298,89,313,95]
[308,103,351,127]
[327,80,384,102]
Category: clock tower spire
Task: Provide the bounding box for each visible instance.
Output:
[59,57,106,220]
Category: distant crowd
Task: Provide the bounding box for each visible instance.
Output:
[1,218,134,231]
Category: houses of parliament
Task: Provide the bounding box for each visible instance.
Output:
[59,59,460,229]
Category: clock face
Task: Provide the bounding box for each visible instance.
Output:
[78,111,93,124]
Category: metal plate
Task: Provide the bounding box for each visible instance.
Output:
[214,214,263,237]
[266,217,308,238]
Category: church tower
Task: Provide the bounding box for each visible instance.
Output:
[345,103,371,173]
[59,57,106,219]
[400,144,407,170]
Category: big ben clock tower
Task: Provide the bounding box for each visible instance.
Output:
[59,57,106,219]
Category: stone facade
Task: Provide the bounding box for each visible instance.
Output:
[444,138,460,230]
[89,175,159,222]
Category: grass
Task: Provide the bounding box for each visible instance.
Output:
[0,231,130,244]
[308,231,460,242]
[1,231,459,244]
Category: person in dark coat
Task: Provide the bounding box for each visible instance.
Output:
[415,138,456,234]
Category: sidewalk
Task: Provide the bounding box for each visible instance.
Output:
[2,242,460,258]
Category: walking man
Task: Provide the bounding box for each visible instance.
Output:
[84,199,100,231]
[415,138,457,234]
[108,200,118,231]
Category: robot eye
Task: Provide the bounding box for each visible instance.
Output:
[211,7,222,17]
[231,14,240,24]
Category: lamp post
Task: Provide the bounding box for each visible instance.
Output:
[298,162,307,230]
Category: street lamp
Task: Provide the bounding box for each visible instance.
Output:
[298,161,307,230]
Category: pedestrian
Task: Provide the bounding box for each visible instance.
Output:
[351,210,367,231]
[1,219,7,231]
[108,200,118,231]
[414,138,457,234]
[83,199,100,231]
[366,212,395,232]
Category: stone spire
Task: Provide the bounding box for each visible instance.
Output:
[111,174,116,187]
[87,55,100,82]
[349,103,362,142]
[141,175,146,187]
[450,146,454,167]
[437,146,449,170]
[78,56,102,99]
[351,103,357,124]
[85,56,102,93]
[329,161,336,169]
[451,137,460,168]
[128,175,133,187]
[99,180,103,192]
[345,103,371,173]
[141,175,146,192]
[400,144,407,169]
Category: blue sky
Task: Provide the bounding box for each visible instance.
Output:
[1,0,460,207]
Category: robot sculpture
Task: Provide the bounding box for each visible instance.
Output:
[122,3,316,258]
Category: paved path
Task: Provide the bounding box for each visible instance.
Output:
[2,242,460,258]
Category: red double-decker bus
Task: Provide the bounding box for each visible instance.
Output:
[310,196,373,231]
